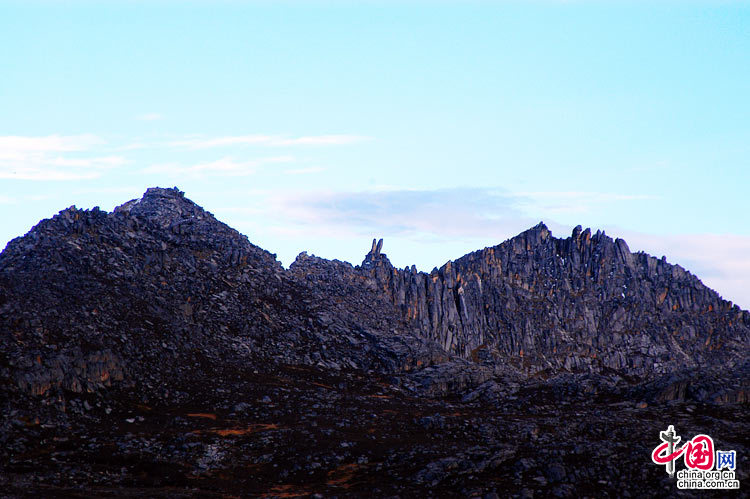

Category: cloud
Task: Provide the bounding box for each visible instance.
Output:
[0,131,368,181]
[264,187,660,240]
[0,165,110,181]
[70,186,143,196]
[263,187,538,240]
[0,134,101,156]
[168,134,369,149]
[45,156,126,167]
[168,135,274,149]
[0,134,124,181]
[515,190,660,215]
[136,113,163,121]
[272,135,368,146]
[516,191,658,202]
[115,142,152,151]
[284,167,326,175]
[142,156,294,178]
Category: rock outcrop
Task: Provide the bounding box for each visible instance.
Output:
[357,224,749,377]
[0,187,747,497]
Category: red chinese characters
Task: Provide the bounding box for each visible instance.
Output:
[652,434,715,470]
[683,435,714,470]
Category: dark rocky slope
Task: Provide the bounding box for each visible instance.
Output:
[0,188,444,404]
[0,187,747,497]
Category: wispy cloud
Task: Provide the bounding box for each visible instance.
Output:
[515,190,659,215]
[0,134,124,181]
[115,142,151,151]
[0,131,368,181]
[273,135,368,146]
[142,156,294,178]
[516,191,658,202]
[168,135,274,148]
[45,156,126,168]
[0,164,115,181]
[264,187,537,239]
[284,167,326,175]
[168,134,369,149]
[0,134,101,156]
[265,187,659,239]
[136,113,163,121]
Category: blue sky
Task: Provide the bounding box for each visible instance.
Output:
[1,1,749,308]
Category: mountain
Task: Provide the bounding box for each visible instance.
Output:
[1,187,747,497]
[297,221,748,377]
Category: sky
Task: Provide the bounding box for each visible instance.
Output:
[1,1,749,309]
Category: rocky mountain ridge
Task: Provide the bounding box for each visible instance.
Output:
[0,186,747,497]
[349,222,748,376]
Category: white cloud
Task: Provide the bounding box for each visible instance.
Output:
[262,187,537,240]
[515,191,657,202]
[167,134,369,149]
[0,166,102,181]
[0,194,58,204]
[136,113,163,121]
[272,135,368,146]
[0,134,101,157]
[142,156,294,178]
[168,135,274,149]
[116,142,151,151]
[284,166,326,175]
[515,190,659,215]
[46,156,127,167]
[0,131,367,181]
[0,134,123,181]
[262,187,661,241]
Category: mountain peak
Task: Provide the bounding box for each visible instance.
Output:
[114,186,208,228]
[509,220,552,247]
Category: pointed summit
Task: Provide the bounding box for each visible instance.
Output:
[513,221,551,247]
[114,186,210,228]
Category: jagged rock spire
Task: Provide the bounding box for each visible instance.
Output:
[362,238,387,268]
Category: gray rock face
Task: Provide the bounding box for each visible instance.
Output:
[355,225,749,377]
